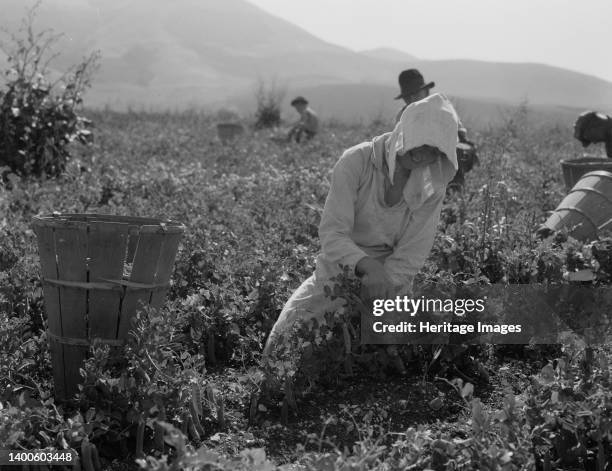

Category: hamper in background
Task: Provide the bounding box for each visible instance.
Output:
[32,213,185,401]
[216,122,244,143]
[560,157,612,191]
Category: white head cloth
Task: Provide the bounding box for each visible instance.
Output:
[386,93,459,209]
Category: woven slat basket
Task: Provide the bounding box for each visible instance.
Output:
[32,213,185,401]
[216,122,244,143]
[543,171,612,242]
[560,157,612,191]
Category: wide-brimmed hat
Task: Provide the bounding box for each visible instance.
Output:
[290,96,308,106]
[395,69,435,100]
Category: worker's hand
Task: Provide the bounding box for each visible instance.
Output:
[361,272,396,302]
[355,257,396,302]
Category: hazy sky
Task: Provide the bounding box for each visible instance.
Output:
[248,0,612,82]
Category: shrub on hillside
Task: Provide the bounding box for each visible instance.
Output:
[0,6,99,178]
[253,78,285,129]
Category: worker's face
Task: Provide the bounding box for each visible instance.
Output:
[396,145,444,172]
[402,88,429,106]
[293,103,307,113]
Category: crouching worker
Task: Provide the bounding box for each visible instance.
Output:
[287,96,319,143]
[263,93,459,390]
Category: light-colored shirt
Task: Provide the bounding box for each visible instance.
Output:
[297,107,319,134]
[315,132,446,289]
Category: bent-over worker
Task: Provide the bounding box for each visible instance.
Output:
[264,93,460,376]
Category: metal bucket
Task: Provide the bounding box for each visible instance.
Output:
[560,157,612,191]
[32,213,185,400]
[543,171,612,241]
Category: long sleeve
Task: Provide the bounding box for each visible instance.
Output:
[457,118,468,143]
[383,189,445,285]
[299,108,319,134]
[318,150,369,273]
[394,105,406,125]
[308,109,319,133]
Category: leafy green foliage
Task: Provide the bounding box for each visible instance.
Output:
[0,6,98,178]
[0,104,610,470]
[253,79,285,129]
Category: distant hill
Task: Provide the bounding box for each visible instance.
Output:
[2,0,383,107]
[230,83,592,131]
[1,0,612,114]
[410,59,612,109]
[359,48,418,63]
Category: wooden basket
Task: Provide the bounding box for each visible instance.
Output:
[32,213,185,401]
[542,171,612,242]
[216,122,244,143]
[560,157,612,191]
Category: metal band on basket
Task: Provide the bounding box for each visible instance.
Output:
[43,278,170,291]
[46,330,125,347]
[553,206,599,231]
[32,212,185,401]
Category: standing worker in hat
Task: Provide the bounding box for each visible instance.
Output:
[288,96,319,143]
[394,69,479,189]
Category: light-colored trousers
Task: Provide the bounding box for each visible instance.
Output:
[263,274,345,357]
[263,273,414,358]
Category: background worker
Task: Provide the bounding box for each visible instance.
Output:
[536,110,612,240]
[288,96,319,143]
[574,110,612,158]
[394,69,479,189]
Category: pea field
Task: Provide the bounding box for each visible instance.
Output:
[1,106,612,471]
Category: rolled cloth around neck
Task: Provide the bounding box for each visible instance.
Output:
[386,93,459,210]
